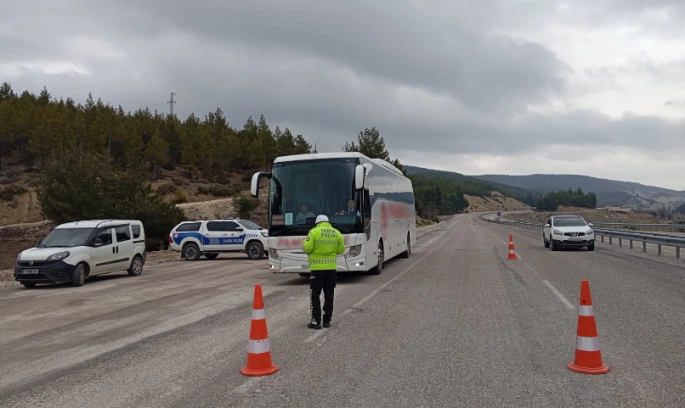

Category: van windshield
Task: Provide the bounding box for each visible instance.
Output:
[268,158,362,236]
[40,228,95,248]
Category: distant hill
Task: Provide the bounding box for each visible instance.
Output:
[471,174,685,211]
[403,165,540,205]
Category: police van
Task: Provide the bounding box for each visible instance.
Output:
[168,218,269,261]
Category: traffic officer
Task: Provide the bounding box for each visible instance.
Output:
[302,214,345,329]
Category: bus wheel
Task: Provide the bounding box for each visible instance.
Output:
[370,241,384,275]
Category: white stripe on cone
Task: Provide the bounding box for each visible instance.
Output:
[252,309,265,320]
[248,339,271,354]
[578,305,594,316]
[575,336,601,352]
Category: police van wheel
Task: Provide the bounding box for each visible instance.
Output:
[183,244,201,261]
[247,242,264,260]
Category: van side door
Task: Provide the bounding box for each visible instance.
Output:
[113,225,134,269]
[91,228,116,275]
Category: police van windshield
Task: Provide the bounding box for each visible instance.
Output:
[239,220,263,230]
[268,158,362,236]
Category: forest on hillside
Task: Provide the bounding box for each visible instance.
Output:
[0,82,315,244]
[0,83,313,175]
[535,188,598,211]
[0,81,531,241]
[403,165,540,206]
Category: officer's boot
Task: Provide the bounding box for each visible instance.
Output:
[308,318,321,330]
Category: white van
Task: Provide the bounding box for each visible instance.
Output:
[14,220,147,288]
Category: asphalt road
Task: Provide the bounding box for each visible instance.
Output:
[1,214,684,407]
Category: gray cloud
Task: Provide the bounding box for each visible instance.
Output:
[1,0,684,187]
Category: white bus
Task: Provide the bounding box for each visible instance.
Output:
[250,152,416,276]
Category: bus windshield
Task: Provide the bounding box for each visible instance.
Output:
[268,158,362,236]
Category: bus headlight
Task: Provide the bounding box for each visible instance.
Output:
[269,248,279,260]
[347,245,362,258]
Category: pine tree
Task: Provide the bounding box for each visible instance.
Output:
[144,128,170,178]
[343,127,390,161]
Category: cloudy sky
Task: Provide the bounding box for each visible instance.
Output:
[1,0,684,189]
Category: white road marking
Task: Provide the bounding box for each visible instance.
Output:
[543,280,576,310]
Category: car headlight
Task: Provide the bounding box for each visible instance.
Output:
[47,251,70,261]
[17,252,22,261]
[347,245,362,258]
[260,232,268,237]
[553,230,563,236]
[586,229,594,235]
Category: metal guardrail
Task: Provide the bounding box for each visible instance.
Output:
[587,222,685,233]
[479,213,685,260]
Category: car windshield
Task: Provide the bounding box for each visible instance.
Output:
[553,217,587,227]
[239,220,262,230]
[40,228,95,247]
[268,158,362,236]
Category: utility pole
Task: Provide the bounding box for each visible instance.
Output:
[167,92,176,116]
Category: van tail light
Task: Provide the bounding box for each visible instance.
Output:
[168,235,172,244]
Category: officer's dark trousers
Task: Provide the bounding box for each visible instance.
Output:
[310,270,336,324]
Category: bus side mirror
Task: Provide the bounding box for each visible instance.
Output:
[251,172,272,198]
[354,165,365,190]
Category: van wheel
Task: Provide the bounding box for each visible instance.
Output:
[205,253,219,260]
[183,244,201,261]
[247,242,264,260]
[71,264,86,287]
[127,255,144,276]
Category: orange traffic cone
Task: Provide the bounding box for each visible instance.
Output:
[240,284,279,377]
[507,235,517,260]
[568,280,609,374]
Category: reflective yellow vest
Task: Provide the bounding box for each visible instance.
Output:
[302,222,345,271]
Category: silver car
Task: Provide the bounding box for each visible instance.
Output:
[543,215,595,251]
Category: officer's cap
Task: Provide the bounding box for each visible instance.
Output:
[315,214,329,224]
